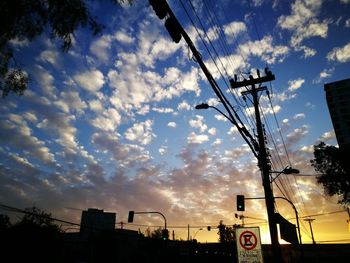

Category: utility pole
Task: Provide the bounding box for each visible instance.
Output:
[148,1,281,261]
[304,218,316,244]
[230,70,283,262]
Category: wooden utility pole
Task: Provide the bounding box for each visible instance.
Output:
[230,70,283,262]
[304,218,316,244]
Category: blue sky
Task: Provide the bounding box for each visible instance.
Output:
[1,0,350,243]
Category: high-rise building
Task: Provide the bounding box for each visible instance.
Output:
[80,208,116,236]
[324,78,350,149]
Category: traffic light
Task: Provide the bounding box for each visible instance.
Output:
[237,195,245,211]
[128,211,134,223]
[165,16,182,43]
[149,0,168,19]
[148,0,183,44]
[162,229,169,240]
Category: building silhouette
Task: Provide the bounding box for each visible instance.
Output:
[324,78,350,149]
[80,208,116,236]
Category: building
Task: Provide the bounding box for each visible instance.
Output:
[80,208,116,236]
[324,78,350,149]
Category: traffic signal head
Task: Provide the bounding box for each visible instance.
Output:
[237,195,245,211]
[149,0,169,19]
[162,229,169,240]
[128,211,134,223]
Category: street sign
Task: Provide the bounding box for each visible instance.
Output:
[235,227,264,263]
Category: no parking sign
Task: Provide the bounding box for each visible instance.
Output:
[235,227,263,263]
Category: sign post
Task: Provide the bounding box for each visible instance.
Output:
[235,227,264,263]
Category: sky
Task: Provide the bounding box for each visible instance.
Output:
[1,0,350,244]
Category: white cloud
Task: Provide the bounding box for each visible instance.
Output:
[187,132,209,144]
[168,122,176,128]
[32,65,57,99]
[55,91,87,115]
[159,146,167,155]
[177,101,191,111]
[38,50,59,66]
[109,64,200,115]
[345,18,350,27]
[340,0,350,3]
[90,35,112,63]
[152,107,174,113]
[74,69,105,92]
[277,0,330,57]
[327,42,350,63]
[212,138,222,146]
[189,115,207,133]
[207,98,220,107]
[319,130,335,142]
[293,113,305,120]
[288,78,305,92]
[313,67,334,84]
[238,35,289,64]
[91,108,121,132]
[227,126,238,135]
[0,115,55,164]
[286,125,309,145]
[215,114,228,122]
[114,31,134,44]
[206,26,220,42]
[124,120,155,145]
[208,127,217,136]
[23,112,38,123]
[223,21,247,42]
[89,99,104,113]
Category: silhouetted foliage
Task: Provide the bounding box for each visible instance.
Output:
[0,214,11,230]
[1,206,63,262]
[311,142,350,205]
[0,0,132,98]
[145,226,163,239]
[217,220,236,243]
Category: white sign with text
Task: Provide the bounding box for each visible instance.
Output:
[235,227,264,263]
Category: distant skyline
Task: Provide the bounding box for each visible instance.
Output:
[1,0,350,243]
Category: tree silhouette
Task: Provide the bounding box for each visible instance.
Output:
[1,206,63,262]
[0,0,132,98]
[0,214,11,230]
[217,220,236,243]
[311,142,350,205]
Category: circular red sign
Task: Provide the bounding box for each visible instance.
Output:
[239,230,257,250]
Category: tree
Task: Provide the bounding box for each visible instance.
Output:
[0,214,11,230]
[310,142,350,205]
[1,206,63,262]
[0,0,132,98]
[217,220,236,243]
[19,206,60,228]
[149,227,163,239]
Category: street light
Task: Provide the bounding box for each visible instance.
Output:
[193,228,203,240]
[271,166,300,182]
[195,103,234,123]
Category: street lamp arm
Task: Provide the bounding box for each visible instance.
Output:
[274,196,302,246]
[195,103,259,159]
[134,211,167,229]
[271,166,300,182]
[209,105,233,123]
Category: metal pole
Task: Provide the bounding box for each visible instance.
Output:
[134,211,167,229]
[274,197,302,245]
[304,218,316,244]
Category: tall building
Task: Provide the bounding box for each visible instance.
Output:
[324,78,350,149]
[80,208,116,236]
